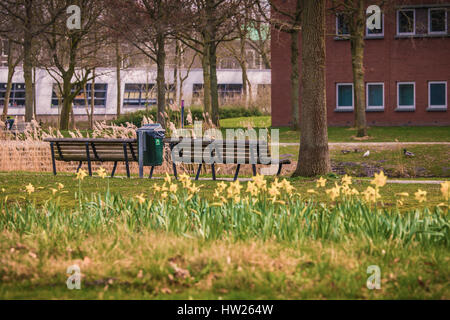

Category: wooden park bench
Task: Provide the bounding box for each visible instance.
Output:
[168,138,292,181]
[45,138,140,178]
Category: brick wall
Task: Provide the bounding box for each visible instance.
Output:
[271,0,450,127]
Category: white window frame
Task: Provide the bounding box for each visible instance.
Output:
[428,8,448,34]
[397,82,416,111]
[366,13,384,37]
[428,81,447,110]
[366,82,385,111]
[397,9,416,36]
[336,14,350,36]
[336,83,354,111]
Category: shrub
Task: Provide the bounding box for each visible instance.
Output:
[112,106,266,127]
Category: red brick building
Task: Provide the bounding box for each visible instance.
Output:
[271,0,450,127]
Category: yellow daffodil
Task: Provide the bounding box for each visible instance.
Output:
[57,183,64,190]
[246,181,259,197]
[326,187,340,201]
[213,189,221,198]
[135,193,146,204]
[76,169,88,181]
[268,184,280,198]
[307,189,317,194]
[280,179,294,195]
[252,174,267,190]
[415,189,427,203]
[50,188,58,196]
[25,183,35,195]
[362,186,381,203]
[371,171,387,188]
[161,192,168,200]
[96,167,107,179]
[169,183,178,193]
[395,192,409,198]
[351,188,360,196]
[440,181,449,201]
[164,173,172,184]
[188,184,201,195]
[316,177,327,188]
[1,188,5,193]
[341,175,352,186]
[217,181,227,192]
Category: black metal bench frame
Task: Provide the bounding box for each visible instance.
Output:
[169,139,291,181]
[47,138,144,178]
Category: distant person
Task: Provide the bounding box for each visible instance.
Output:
[5,116,15,131]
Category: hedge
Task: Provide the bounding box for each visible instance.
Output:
[113,106,266,127]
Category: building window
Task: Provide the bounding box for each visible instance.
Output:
[123,83,156,108]
[0,83,26,108]
[397,9,415,35]
[336,14,350,36]
[429,9,447,34]
[366,14,384,37]
[336,83,354,111]
[397,82,415,111]
[193,84,243,101]
[51,83,108,108]
[366,83,384,111]
[0,39,7,57]
[428,81,447,111]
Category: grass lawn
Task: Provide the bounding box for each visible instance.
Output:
[0,172,447,210]
[280,145,450,178]
[219,116,450,143]
[0,172,448,300]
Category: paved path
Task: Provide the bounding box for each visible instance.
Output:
[277,142,450,147]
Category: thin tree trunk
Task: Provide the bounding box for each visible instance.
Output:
[173,40,180,105]
[116,41,122,117]
[60,77,72,130]
[90,69,96,129]
[209,43,219,126]
[23,33,33,122]
[202,43,212,116]
[293,0,330,177]
[156,33,166,127]
[351,0,367,137]
[290,29,300,129]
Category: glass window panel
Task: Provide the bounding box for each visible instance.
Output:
[338,85,353,107]
[398,10,414,34]
[337,14,349,35]
[430,83,446,106]
[399,84,414,106]
[430,9,446,32]
[368,84,383,107]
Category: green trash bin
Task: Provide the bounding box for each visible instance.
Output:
[137,124,165,178]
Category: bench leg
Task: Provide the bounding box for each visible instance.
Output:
[50,142,57,176]
[195,164,203,181]
[111,162,118,178]
[172,162,178,180]
[211,164,216,181]
[277,164,283,176]
[76,161,82,173]
[234,164,241,182]
[149,166,155,179]
[252,164,257,177]
[123,143,130,178]
[85,143,92,177]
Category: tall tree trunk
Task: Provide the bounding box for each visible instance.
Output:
[209,43,219,126]
[290,29,300,129]
[23,32,33,122]
[351,0,367,137]
[60,78,72,130]
[116,41,122,117]
[90,69,96,129]
[173,40,180,106]
[156,33,166,127]
[202,43,212,116]
[293,0,330,177]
